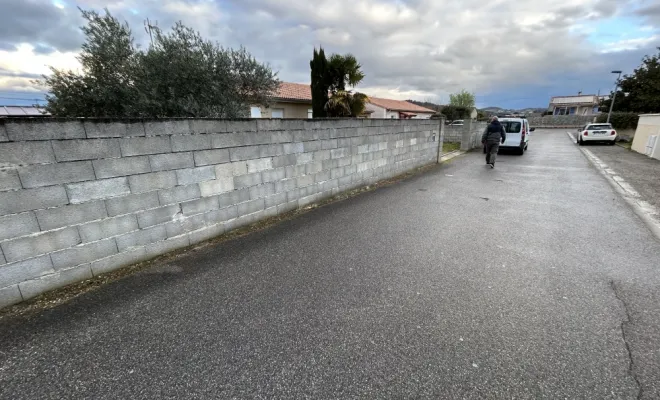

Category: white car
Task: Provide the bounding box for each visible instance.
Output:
[499,117,534,155]
[448,120,464,126]
[577,123,617,145]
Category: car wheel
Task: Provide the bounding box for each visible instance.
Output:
[578,137,584,146]
[518,146,525,155]
[609,140,616,146]
[524,142,529,151]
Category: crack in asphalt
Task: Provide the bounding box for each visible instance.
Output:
[610,280,643,399]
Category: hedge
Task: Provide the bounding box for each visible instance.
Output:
[595,112,639,130]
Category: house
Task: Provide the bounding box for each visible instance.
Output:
[548,94,600,116]
[631,114,660,159]
[365,97,436,119]
[250,82,313,119]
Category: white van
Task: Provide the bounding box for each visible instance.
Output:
[499,117,534,155]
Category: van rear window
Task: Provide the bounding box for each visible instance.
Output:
[501,121,521,133]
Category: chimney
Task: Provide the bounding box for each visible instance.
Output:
[578,91,582,96]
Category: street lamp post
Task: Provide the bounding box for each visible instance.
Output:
[606,70,622,124]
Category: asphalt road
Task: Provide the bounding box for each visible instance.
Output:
[1,129,659,399]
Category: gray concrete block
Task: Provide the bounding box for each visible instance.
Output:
[264,192,287,209]
[158,184,201,205]
[225,120,257,133]
[0,212,40,241]
[176,166,216,185]
[84,121,145,138]
[194,149,230,166]
[256,119,283,132]
[0,141,56,166]
[52,139,121,162]
[171,134,212,152]
[330,167,344,180]
[93,156,151,179]
[66,177,130,204]
[190,119,226,134]
[35,200,107,231]
[181,196,220,216]
[137,204,181,229]
[19,264,93,300]
[0,169,21,191]
[199,177,234,197]
[0,255,54,287]
[286,188,301,202]
[217,188,250,208]
[205,206,238,225]
[149,152,194,172]
[79,214,139,243]
[165,213,207,238]
[51,238,117,269]
[331,148,348,159]
[249,183,275,200]
[259,144,284,158]
[210,133,246,149]
[313,150,331,161]
[90,247,148,276]
[0,123,7,142]
[233,172,262,189]
[285,165,307,179]
[115,225,167,251]
[105,192,159,217]
[277,200,299,214]
[319,179,339,192]
[188,224,225,244]
[321,139,339,150]
[261,167,286,183]
[6,120,85,141]
[305,161,323,175]
[283,142,304,154]
[119,136,171,156]
[1,227,80,263]
[232,210,265,229]
[128,171,177,194]
[338,138,352,148]
[145,235,190,258]
[0,185,69,216]
[303,141,322,152]
[272,154,297,168]
[19,161,95,189]
[237,198,265,216]
[230,146,261,162]
[274,178,297,193]
[314,170,331,183]
[215,162,247,178]
[247,158,273,174]
[0,284,22,309]
[321,159,339,171]
[145,120,191,136]
[271,130,295,143]
[296,174,314,188]
[296,153,314,164]
[299,193,321,208]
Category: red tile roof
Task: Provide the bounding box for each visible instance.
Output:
[367,97,436,113]
[274,82,312,101]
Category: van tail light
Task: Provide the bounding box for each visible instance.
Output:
[583,131,589,136]
[611,130,616,136]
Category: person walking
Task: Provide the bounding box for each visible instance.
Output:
[481,116,506,168]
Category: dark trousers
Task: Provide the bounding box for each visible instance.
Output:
[485,142,500,165]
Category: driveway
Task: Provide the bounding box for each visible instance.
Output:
[1,129,659,399]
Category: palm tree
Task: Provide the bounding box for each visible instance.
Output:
[327,54,365,92]
[325,90,369,117]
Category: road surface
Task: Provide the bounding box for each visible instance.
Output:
[1,129,659,399]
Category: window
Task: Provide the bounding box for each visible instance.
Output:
[307,109,313,118]
[271,108,284,118]
[568,107,576,115]
[250,107,262,118]
[501,121,522,133]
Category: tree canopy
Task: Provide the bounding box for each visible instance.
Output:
[600,48,660,114]
[449,90,476,108]
[39,9,279,118]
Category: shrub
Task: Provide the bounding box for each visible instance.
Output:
[595,112,639,130]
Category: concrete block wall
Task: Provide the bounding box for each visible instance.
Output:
[0,118,440,308]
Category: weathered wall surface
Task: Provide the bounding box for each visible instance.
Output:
[528,115,596,128]
[0,118,440,308]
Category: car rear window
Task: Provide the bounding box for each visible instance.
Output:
[501,121,521,133]
[588,124,612,130]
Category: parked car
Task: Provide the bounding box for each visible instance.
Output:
[576,123,617,145]
[498,117,534,155]
[447,120,464,126]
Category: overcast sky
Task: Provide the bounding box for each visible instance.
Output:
[1,0,659,108]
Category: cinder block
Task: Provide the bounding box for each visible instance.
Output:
[277,200,299,214]
[321,159,339,171]
[0,169,21,191]
[128,171,177,194]
[217,188,250,208]
[90,247,148,276]
[93,156,151,179]
[176,166,216,185]
[50,238,117,269]
[66,177,130,204]
[237,198,265,216]
[272,154,298,168]
[313,150,331,161]
[19,161,95,189]
[193,149,230,166]
[6,120,85,141]
[305,161,323,175]
[158,184,201,205]
[137,204,181,228]
[247,158,273,174]
[271,131,294,144]
[19,264,93,300]
[0,141,56,166]
[303,141,322,152]
[115,225,167,251]
[79,214,139,243]
[321,139,339,150]
[285,165,307,179]
[149,152,194,171]
[171,134,212,152]
[145,120,191,136]
[299,193,321,208]
[105,192,159,217]
[225,120,257,133]
[264,192,287,209]
[249,183,275,200]
[234,172,262,189]
[259,144,284,157]
[0,212,40,241]
[0,123,7,142]
[52,139,121,162]
[330,167,344,180]
[188,224,225,244]
[0,185,69,216]
[232,210,265,229]
[261,167,286,183]
[210,133,246,149]
[84,121,145,138]
[331,148,348,159]
[0,284,22,309]
[338,138,352,148]
[314,170,331,183]
[181,196,220,216]
[274,178,297,193]
[119,136,171,156]
[205,206,238,225]
[190,119,226,134]
[230,146,261,162]
[199,177,234,197]
[144,235,190,258]
[215,162,247,178]
[319,179,339,192]
[296,153,314,164]
[0,255,54,287]
[283,142,304,154]
[1,227,80,263]
[286,188,301,202]
[165,213,206,237]
[296,174,314,188]
[35,200,107,231]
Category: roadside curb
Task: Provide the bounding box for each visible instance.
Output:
[439,150,465,163]
[566,132,660,242]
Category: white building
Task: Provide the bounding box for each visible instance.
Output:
[548,94,600,116]
[365,97,436,119]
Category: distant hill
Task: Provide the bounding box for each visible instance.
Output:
[406,100,442,112]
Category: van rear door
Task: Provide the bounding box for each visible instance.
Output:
[501,120,522,148]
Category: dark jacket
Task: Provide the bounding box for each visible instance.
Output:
[482,121,506,144]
